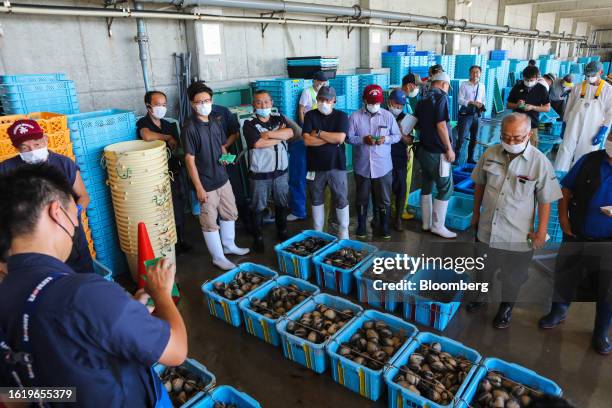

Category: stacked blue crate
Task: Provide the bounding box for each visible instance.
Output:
[329,75,360,110]
[387,44,416,54]
[489,50,508,60]
[455,55,488,79]
[509,59,528,84]
[67,109,137,275]
[603,61,610,76]
[0,74,79,115]
[435,55,456,79]
[254,79,304,122]
[539,58,560,77]
[449,79,464,122]
[559,61,572,78]
[357,73,390,99]
[381,54,409,85]
[409,66,430,80]
[487,59,510,88]
[482,68,497,119]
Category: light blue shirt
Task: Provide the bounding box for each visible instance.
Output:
[347,107,401,178]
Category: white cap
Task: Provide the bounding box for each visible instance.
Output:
[431,72,451,83]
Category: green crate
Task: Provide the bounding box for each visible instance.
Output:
[214,86,252,107]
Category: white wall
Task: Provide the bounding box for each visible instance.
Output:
[557,18,574,59]
[533,12,556,58]
[500,4,533,59]
[454,0,500,55]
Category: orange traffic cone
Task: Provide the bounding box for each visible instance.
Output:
[137,222,155,289]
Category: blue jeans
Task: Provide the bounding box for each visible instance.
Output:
[288,140,307,218]
[455,112,480,163]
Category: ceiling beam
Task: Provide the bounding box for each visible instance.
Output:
[558,9,612,19]
[505,0,573,5]
[535,0,612,14]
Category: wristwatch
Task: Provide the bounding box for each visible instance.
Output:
[317,129,321,138]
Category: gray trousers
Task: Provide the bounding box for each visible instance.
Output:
[355,170,392,209]
[307,169,348,209]
[416,148,453,201]
[249,172,289,212]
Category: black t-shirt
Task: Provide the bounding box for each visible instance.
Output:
[182,114,229,191]
[243,113,288,149]
[414,88,450,154]
[391,112,409,167]
[302,109,349,172]
[136,114,181,171]
[507,82,550,128]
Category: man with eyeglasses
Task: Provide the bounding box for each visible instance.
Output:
[467,113,562,329]
[182,82,249,271]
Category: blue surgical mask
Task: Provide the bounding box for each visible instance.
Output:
[256,108,272,118]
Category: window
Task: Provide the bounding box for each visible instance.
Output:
[201,23,222,55]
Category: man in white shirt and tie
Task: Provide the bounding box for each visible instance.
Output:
[455,65,486,164]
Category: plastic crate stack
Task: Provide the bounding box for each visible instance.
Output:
[0,112,95,257]
[559,61,573,78]
[67,109,138,275]
[578,56,600,64]
[539,58,560,77]
[603,61,610,76]
[449,79,464,122]
[357,73,390,98]
[414,50,436,66]
[508,59,528,85]
[286,57,338,79]
[0,73,79,115]
[487,59,510,88]
[253,79,304,122]
[387,44,416,54]
[489,50,508,61]
[455,54,488,79]
[482,67,497,118]
[435,55,456,79]
[329,75,360,111]
[535,171,566,243]
[381,53,409,85]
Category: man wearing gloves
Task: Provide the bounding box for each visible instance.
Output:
[348,85,402,239]
[555,61,612,172]
[386,88,418,231]
[183,82,249,271]
[302,86,350,239]
[540,133,612,354]
[243,90,293,252]
[414,72,457,239]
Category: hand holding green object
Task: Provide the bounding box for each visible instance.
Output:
[143,257,180,307]
[219,153,236,164]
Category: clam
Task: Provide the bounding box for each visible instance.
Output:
[287,303,356,344]
[159,364,211,406]
[473,371,546,408]
[323,247,368,268]
[213,272,267,300]
[285,237,330,256]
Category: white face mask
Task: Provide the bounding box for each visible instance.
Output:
[20,147,49,164]
[389,106,403,117]
[588,76,598,84]
[408,88,419,98]
[151,106,167,119]
[196,102,213,116]
[502,140,528,154]
[605,139,612,158]
[366,104,381,114]
[524,80,537,88]
[318,102,333,115]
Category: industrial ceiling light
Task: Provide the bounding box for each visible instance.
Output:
[458,0,473,7]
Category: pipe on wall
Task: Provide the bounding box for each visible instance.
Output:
[134,2,151,92]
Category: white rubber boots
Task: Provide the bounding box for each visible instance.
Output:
[311,204,349,240]
[421,194,456,239]
[203,220,250,271]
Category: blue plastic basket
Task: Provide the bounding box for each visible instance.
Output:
[458,358,562,408]
[67,109,136,150]
[455,178,475,195]
[276,293,363,373]
[239,275,319,347]
[353,251,409,312]
[0,73,67,84]
[201,263,278,327]
[92,259,113,281]
[385,332,482,408]
[453,163,476,179]
[2,97,79,115]
[403,267,467,331]
[0,80,75,95]
[274,230,337,280]
[312,239,378,295]
[195,385,261,408]
[153,358,216,408]
[326,310,418,401]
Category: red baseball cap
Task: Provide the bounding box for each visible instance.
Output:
[363,84,384,104]
[7,119,44,147]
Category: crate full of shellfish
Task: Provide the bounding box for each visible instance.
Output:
[326,309,418,401]
[201,263,278,327]
[312,239,378,295]
[195,385,261,408]
[354,251,410,313]
[274,230,337,280]
[239,275,320,347]
[384,332,482,408]
[403,268,467,331]
[457,358,562,408]
[153,358,216,407]
[276,293,363,373]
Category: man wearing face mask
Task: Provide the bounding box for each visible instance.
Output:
[0,165,188,407]
[303,86,350,239]
[507,65,551,147]
[539,133,612,354]
[414,72,457,239]
[136,91,191,255]
[183,82,249,271]
[243,90,294,252]
[554,61,612,172]
[348,85,401,239]
[456,65,486,164]
[548,74,574,119]
[469,113,562,329]
[0,119,93,274]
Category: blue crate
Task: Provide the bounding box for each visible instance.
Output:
[459,358,561,408]
[92,259,113,281]
[312,239,378,295]
[326,310,418,401]
[455,178,475,195]
[2,98,79,115]
[153,358,216,408]
[385,332,482,408]
[0,80,75,95]
[201,263,278,327]
[195,385,261,408]
[239,275,319,347]
[274,230,336,280]
[489,50,508,60]
[0,73,67,84]
[95,252,127,277]
[453,163,475,178]
[276,293,362,373]
[388,45,415,53]
[354,251,408,312]
[404,267,467,331]
[254,79,303,90]
[67,109,136,150]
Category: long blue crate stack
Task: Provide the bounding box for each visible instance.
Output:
[435,55,456,79]
[559,61,573,78]
[381,54,429,85]
[329,75,360,110]
[603,61,610,76]
[455,54,488,80]
[535,170,567,243]
[414,50,436,66]
[487,59,510,88]
[358,73,390,98]
[539,58,560,77]
[489,49,508,61]
[509,59,528,85]
[578,56,600,64]
[449,79,464,122]
[0,73,79,115]
[482,67,497,118]
[387,44,416,55]
[67,109,137,275]
[253,79,303,122]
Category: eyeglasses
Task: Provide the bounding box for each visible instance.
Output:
[501,132,530,143]
[192,99,212,105]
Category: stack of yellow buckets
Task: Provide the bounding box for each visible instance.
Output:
[0,112,95,258]
[103,140,177,280]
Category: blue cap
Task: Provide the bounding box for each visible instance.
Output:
[389,89,407,105]
[585,61,603,76]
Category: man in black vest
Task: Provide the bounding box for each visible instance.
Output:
[539,133,612,355]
